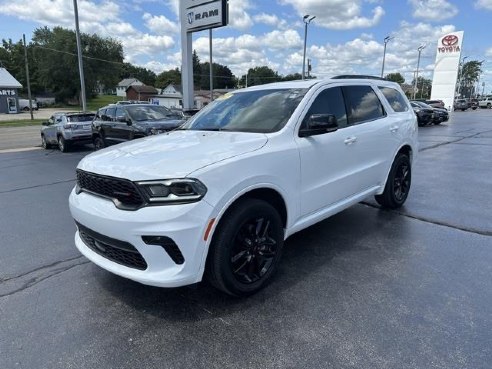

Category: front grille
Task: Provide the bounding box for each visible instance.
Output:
[77,222,147,270]
[76,170,144,209]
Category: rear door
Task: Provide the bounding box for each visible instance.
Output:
[43,116,57,144]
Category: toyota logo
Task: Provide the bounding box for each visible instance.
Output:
[442,35,458,46]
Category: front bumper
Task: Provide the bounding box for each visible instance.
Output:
[69,188,215,287]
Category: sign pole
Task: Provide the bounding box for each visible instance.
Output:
[73,0,87,111]
[209,29,213,102]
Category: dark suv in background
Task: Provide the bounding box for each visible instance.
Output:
[92,104,185,150]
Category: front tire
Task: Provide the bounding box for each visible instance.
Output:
[206,199,284,297]
[375,154,412,209]
[93,136,105,150]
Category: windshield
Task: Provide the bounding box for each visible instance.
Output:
[415,101,433,109]
[126,105,181,121]
[67,114,95,122]
[181,88,308,133]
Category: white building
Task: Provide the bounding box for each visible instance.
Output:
[116,78,143,97]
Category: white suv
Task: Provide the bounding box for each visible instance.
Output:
[69,77,418,296]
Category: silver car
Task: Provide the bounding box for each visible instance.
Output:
[41,112,95,152]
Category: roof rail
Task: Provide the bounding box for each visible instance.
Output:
[332,75,387,81]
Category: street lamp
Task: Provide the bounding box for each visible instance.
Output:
[381,36,393,78]
[412,44,426,99]
[302,15,316,80]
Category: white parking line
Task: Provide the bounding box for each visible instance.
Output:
[0,147,42,154]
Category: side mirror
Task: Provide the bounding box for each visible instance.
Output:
[42,121,49,126]
[116,115,129,124]
[299,114,338,137]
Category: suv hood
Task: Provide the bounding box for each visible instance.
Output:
[78,130,268,180]
[134,118,184,129]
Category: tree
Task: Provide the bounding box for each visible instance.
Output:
[282,73,303,81]
[411,76,432,99]
[458,60,483,98]
[156,68,181,89]
[385,72,405,84]
[32,26,124,102]
[199,62,235,90]
[120,63,157,86]
[192,50,201,88]
[239,66,281,87]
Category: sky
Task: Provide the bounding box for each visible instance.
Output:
[0,0,491,91]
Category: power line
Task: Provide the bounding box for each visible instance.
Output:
[33,45,125,65]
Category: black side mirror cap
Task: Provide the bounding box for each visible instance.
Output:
[42,121,49,126]
[299,114,338,137]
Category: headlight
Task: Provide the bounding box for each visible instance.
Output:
[136,178,207,204]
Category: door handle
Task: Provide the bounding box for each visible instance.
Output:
[390,125,399,132]
[344,136,357,145]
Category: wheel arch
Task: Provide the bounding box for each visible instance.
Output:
[376,143,414,195]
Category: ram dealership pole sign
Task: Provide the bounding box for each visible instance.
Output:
[430,31,464,110]
[180,0,228,110]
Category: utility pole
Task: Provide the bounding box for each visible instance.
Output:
[381,36,393,78]
[209,29,213,102]
[412,45,426,100]
[22,34,33,120]
[302,15,315,80]
[73,0,87,111]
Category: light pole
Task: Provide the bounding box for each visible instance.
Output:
[412,45,426,100]
[302,15,315,80]
[381,36,393,78]
[73,0,86,111]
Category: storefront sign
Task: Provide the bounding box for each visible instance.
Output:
[183,0,228,33]
[0,89,16,96]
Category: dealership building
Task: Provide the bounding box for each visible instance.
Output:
[0,67,22,114]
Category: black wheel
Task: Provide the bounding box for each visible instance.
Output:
[434,121,441,125]
[41,135,51,149]
[58,136,69,152]
[207,199,284,297]
[23,106,29,112]
[93,136,105,150]
[488,103,491,109]
[375,154,411,209]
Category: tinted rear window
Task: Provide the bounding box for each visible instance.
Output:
[67,114,95,122]
[342,85,385,125]
[379,87,408,112]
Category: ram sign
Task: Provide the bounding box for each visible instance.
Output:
[183,0,228,33]
[430,31,464,110]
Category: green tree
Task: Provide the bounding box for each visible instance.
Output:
[239,66,281,87]
[411,76,432,99]
[385,72,405,84]
[192,50,201,88]
[156,68,181,89]
[282,73,303,81]
[120,63,157,86]
[199,62,235,89]
[458,60,483,98]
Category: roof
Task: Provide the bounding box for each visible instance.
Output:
[0,68,22,88]
[126,85,158,94]
[118,78,141,87]
[162,84,183,94]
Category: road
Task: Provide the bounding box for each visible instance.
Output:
[0,108,74,122]
[1,110,491,369]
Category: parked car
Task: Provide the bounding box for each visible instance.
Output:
[18,98,38,111]
[469,98,479,110]
[92,104,185,150]
[412,101,448,124]
[115,100,149,105]
[479,97,492,109]
[41,112,95,152]
[454,99,468,111]
[410,101,434,126]
[70,77,418,296]
[425,99,445,109]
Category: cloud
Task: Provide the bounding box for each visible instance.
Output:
[253,13,289,30]
[143,13,179,34]
[475,0,492,10]
[409,0,458,21]
[279,0,385,30]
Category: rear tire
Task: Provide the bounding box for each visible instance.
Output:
[375,154,411,209]
[58,136,69,152]
[206,199,284,297]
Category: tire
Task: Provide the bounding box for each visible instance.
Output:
[488,103,491,109]
[23,106,29,112]
[206,198,284,297]
[93,136,105,150]
[41,135,51,149]
[58,136,69,152]
[375,154,412,209]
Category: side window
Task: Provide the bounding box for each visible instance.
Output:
[105,107,116,121]
[115,107,126,121]
[48,116,54,125]
[379,86,409,112]
[342,85,385,125]
[301,86,347,129]
[96,109,105,120]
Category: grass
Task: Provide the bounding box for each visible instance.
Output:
[49,95,124,111]
[0,119,45,127]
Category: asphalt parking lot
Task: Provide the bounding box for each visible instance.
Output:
[1,110,491,369]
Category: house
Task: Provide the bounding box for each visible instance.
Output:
[126,85,158,101]
[0,67,22,114]
[149,84,235,110]
[116,78,143,97]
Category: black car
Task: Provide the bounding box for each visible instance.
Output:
[410,101,434,126]
[412,101,448,125]
[92,104,185,150]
